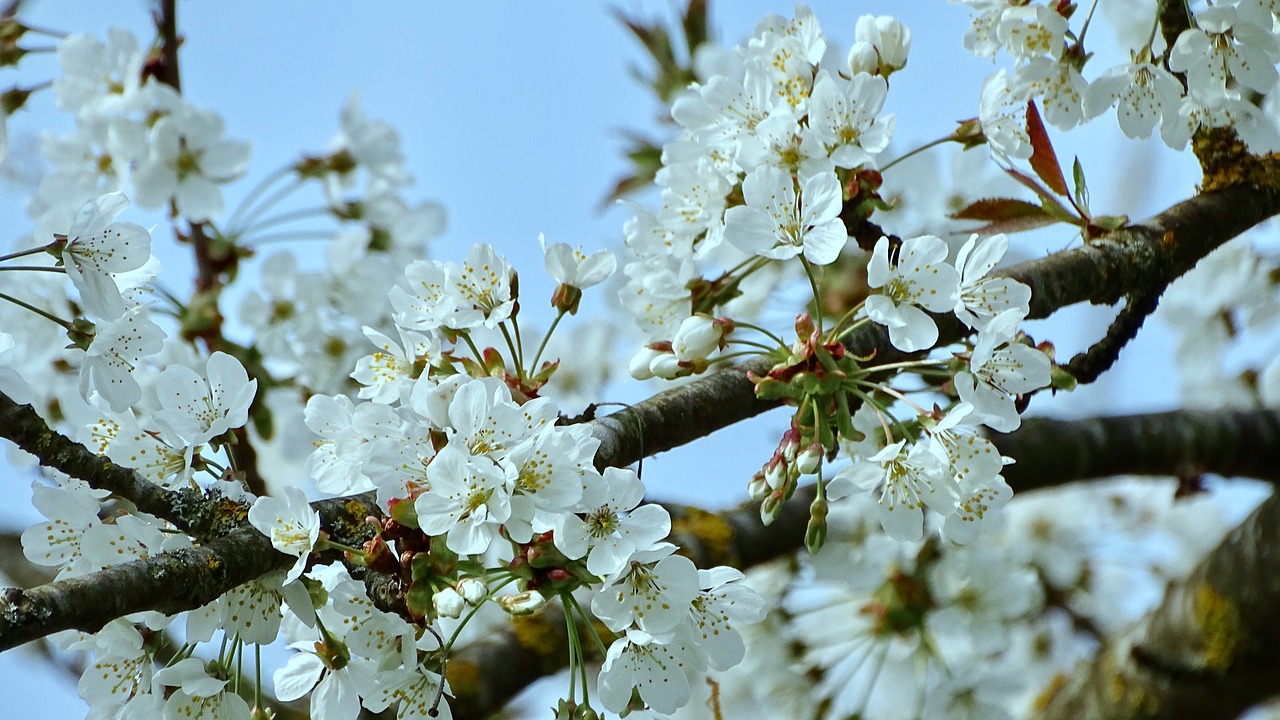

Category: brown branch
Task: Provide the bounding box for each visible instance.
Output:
[1035,491,1280,720]
[0,527,285,651]
[0,392,237,538]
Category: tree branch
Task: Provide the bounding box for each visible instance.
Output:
[1035,491,1280,720]
[0,527,285,651]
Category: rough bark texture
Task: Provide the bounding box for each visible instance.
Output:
[1036,492,1280,720]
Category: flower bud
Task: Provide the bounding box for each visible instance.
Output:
[629,346,662,380]
[855,15,911,76]
[747,471,770,500]
[805,497,829,554]
[796,441,823,475]
[760,492,784,526]
[847,41,879,76]
[498,590,547,616]
[456,577,488,605]
[433,587,465,619]
[672,314,725,362]
[648,352,687,379]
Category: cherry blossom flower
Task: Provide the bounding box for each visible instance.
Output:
[955,309,1052,432]
[827,440,959,541]
[350,325,438,405]
[1013,57,1088,130]
[58,192,151,320]
[806,72,895,169]
[78,304,166,413]
[554,466,672,577]
[154,351,258,447]
[687,566,768,670]
[540,233,616,290]
[274,644,377,720]
[592,545,700,634]
[133,102,250,222]
[413,446,513,555]
[1169,6,1280,105]
[248,487,321,583]
[865,235,961,352]
[1084,60,1185,139]
[995,5,1067,60]
[153,657,252,720]
[953,233,1032,331]
[598,628,698,715]
[53,29,146,117]
[978,69,1032,159]
[364,666,453,720]
[723,166,847,264]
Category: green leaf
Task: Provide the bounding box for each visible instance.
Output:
[1025,101,1069,197]
[1072,157,1090,213]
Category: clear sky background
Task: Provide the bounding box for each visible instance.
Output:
[0,1,1222,716]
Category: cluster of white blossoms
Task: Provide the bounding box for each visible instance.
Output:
[620,6,1057,548]
[960,0,1280,153]
[3,2,1280,720]
[296,235,766,717]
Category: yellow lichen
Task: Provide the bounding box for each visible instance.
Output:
[1194,129,1280,193]
[671,507,737,566]
[444,659,481,699]
[1193,582,1241,672]
[511,613,563,658]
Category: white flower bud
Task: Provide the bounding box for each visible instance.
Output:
[629,346,662,380]
[671,314,724,362]
[796,442,823,475]
[456,577,488,605]
[433,587,465,619]
[855,15,911,75]
[648,352,686,380]
[498,590,547,616]
[847,41,879,76]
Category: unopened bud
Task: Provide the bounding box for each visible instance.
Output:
[498,590,547,616]
[456,577,488,605]
[805,497,829,554]
[796,441,823,475]
[747,472,769,500]
[760,492,784,526]
[433,587,465,619]
[629,346,662,380]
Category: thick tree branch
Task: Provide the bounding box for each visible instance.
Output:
[0,527,285,650]
[1035,491,1280,720]
[0,392,239,538]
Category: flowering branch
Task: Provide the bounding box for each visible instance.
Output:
[593,180,1280,470]
[1,401,1277,701]
[1035,491,1280,720]
[0,526,283,651]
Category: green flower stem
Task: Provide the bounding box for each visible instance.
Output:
[0,291,74,330]
[530,308,567,371]
[880,134,953,173]
[0,265,64,273]
[0,244,54,263]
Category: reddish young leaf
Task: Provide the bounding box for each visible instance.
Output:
[1025,101,1069,197]
[951,197,1059,235]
